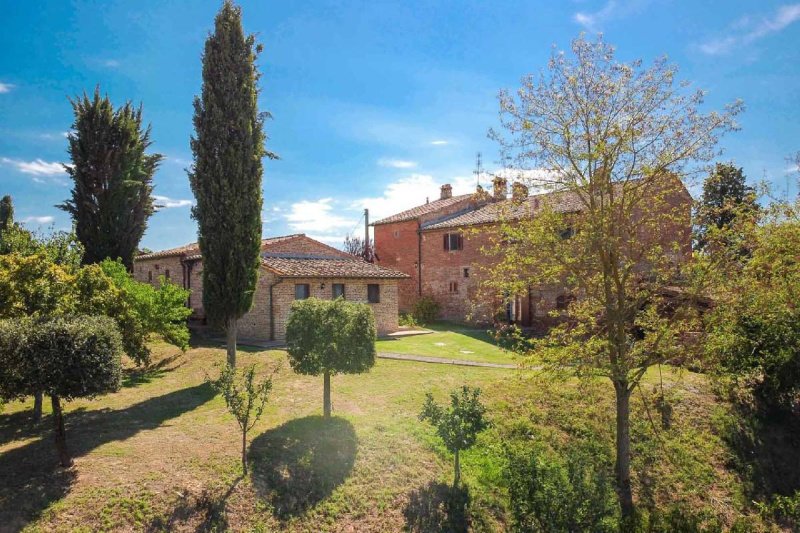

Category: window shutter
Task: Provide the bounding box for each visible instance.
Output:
[444,234,449,251]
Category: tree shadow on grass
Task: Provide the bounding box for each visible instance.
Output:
[147,475,243,533]
[403,481,471,533]
[122,353,186,388]
[0,382,216,531]
[249,415,357,519]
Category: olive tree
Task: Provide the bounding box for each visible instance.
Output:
[0,316,122,466]
[285,298,376,418]
[419,386,488,487]
[211,363,276,474]
[485,34,741,520]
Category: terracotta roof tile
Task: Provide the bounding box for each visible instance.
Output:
[371,193,472,225]
[136,234,305,261]
[261,255,409,279]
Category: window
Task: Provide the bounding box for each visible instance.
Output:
[332,283,345,299]
[148,271,152,282]
[556,293,575,310]
[463,267,470,278]
[367,284,380,303]
[393,230,400,238]
[449,281,458,293]
[165,269,170,280]
[295,284,310,300]
[559,226,575,240]
[154,264,160,270]
[443,233,463,251]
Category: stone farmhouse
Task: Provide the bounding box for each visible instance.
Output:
[133,234,409,341]
[373,176,692,330]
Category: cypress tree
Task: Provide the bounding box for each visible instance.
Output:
[189,0,275,367]
[0,195,13,232]
[59,88,163,271]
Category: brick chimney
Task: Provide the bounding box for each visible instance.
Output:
[511,182,529,201]
[440,183,452,200]
[492,176,508,200]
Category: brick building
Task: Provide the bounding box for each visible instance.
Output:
[373,176,692,329]
[133,234,408,341]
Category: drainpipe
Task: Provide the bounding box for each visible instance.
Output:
[417,222,423,296]
[268,277,282,341]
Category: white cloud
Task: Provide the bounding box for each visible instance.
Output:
[430,140,449,146]
[285,198,357,234]
[1,157,67,177]
[22,216,54,225]
[699,4,800,55]
[39,132,69,141]
[167,155,192,166]
[103,59,121,68]
[378,158,417,169]
[153,195,193,208]
[573,0,648,31]
[0,82,14,94]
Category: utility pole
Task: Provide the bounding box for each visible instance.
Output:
[364,208,371,262]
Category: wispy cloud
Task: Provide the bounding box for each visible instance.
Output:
[698,4,800,55]
[573,0,648,31]
[378,158,417,169]
[167,155,192,167]
[39,132,69,141]
[22,215,54,225]
[284,198,356,236]
[0,82,14,94]
[102,59,121,68]
[430,140,449,146]
[153,195,193,209]
[1,157,67,177]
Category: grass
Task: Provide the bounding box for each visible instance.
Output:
[0,332,795,532]
[376,321,517,365]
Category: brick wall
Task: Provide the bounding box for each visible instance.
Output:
[374,219,419,313]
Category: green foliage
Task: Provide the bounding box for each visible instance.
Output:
[419,385,489,486]
[398,312,419,328]
[412,295,440,325]
[59,87,162,270]
[100,259,191,351]
[694,162,759,252]
[504,442,618,532]
[211,363,275,473]
[285,297,377,376]
[189,0,274,332]
[0,315,122,402]
[0,221,84,270]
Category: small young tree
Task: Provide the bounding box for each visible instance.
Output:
[59,87,163,271]
[211,363,276,473]
[189,0,276,367]
[285,298,376,417]
[0,315,122,466]
[419,386,488,487]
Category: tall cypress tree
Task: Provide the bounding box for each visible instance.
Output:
[190,0,275,367]
[0,195,14,232]
[59,88,163,270]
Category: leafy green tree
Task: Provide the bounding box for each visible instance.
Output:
[59,87,163,271]
[485,35,741,520]
[211,363,275,473]
[419,386,488,487]
[189,0,276,367]
[285,298,376,417]
[0,195,13,232]
[0,315,122,466]
[694,162,759,252]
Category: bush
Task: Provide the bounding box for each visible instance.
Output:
[399,313,419,328]
[505,442,618,532]
[412,296,440,325]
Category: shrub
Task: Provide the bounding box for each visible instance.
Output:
[399,313,419,328]
[412,296,440,325]
[504,442,618,532]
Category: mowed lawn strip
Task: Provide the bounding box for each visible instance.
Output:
[377,322,518,366]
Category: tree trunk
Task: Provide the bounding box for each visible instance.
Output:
[614,380,635,523]
[241,429,248,474]
[323,371,331,418]
[454,449,461,488]
[32,391,43,422]
[226,317,237,367]
[51,395,73,468]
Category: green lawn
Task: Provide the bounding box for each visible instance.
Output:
[377,322,518,365]
[0,332,793,531]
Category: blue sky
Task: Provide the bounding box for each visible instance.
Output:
[1,0,799,251]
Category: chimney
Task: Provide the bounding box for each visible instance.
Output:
[492,176,508,200]
[511,182,528,201]
[440,183,452,200]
